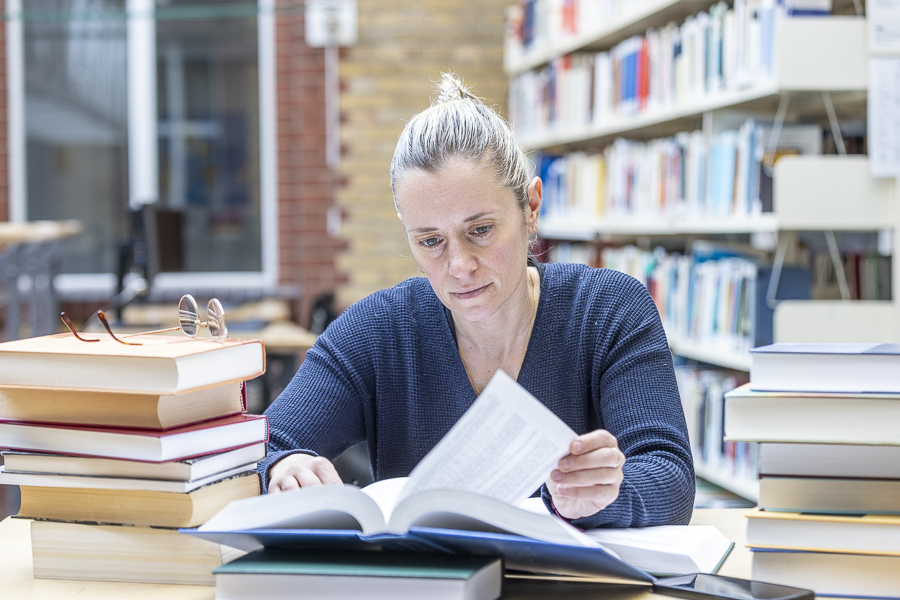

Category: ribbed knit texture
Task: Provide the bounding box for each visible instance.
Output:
[261,262,694,528]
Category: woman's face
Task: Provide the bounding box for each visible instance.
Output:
[395,157,541,323]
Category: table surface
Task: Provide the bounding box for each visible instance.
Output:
[0,221,82,244]
[0,509,751,600]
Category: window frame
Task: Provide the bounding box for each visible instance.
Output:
[5,0,280,295]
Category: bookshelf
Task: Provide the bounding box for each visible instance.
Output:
[507,2,879,500]
[506,0,728,75]
[513,17,867,152]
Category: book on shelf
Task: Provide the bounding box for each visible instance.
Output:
[600,243,809,355]
[535,121,821,224]
[507,2,825,137]
[212,549,503,600]
[1,442,267,481]
[0,332,265,394]
[749,343,900,393]
[758,476,900,514]
[752,549,900,599]
[810,250,892,301]
[30,519,245,585]
[725,383,900,444]
[0,462,257,493]
[0,413,269,462]
[746,509,900,556]
[675,367,754,482]
[17,470,260,528]
[187,371,732,581]
[0,380,245,429]
[757,442,900,479]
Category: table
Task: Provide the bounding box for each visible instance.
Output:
[0,509,751,599]
[0,220,82,341]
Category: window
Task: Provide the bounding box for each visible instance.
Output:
[9,0,277,293]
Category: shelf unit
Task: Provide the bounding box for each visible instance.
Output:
[508,3,882,501]
[694,460,759,502]
[506,0,726,75]
[539,214,779,240]
[668,334,754,371]
[515,17,867,152]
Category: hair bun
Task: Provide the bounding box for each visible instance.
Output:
[435,72,479,104]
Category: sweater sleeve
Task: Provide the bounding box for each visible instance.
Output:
[543,272,695,528]
[257,300,377,493]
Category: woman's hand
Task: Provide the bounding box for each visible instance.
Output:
[546,429,625,520]
[267,453,343,493]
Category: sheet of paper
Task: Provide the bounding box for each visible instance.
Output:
[869,0,900,53]
[868,56,900,177]
[398,370,576,506]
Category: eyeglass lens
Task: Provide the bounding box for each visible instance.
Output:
[178,295,201,337]
[207,298,227,341]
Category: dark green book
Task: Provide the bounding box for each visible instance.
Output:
[214,549,502,600]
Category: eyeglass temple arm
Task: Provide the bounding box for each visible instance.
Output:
[119,325,182,338]
[96,311,143,346]
[60,313,100,343]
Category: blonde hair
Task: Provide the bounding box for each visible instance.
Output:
[390,73,531,212]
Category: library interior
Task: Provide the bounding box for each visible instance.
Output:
[1,0,899,598]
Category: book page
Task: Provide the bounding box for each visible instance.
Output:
[398,370,576,506]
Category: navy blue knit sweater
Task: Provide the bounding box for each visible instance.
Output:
[260,262,695,529]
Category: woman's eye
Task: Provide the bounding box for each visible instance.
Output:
[421,237,442,248]
[471,225,492,236]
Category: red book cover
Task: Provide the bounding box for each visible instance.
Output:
[0,414,269,462]
[638,37,650,110]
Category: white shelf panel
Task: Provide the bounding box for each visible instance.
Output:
[538,214,779,239]
[775,156,895,230]
[695,460,760,502]
[774,301,896,344]
[669,336,753,371]
[518,18,867,151]
[505,0,714,76]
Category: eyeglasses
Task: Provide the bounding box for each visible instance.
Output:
[61,294,228,346]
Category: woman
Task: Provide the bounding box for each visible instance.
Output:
[261,74,694,529]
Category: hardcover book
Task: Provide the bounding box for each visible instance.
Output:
[185,372,732,581]
[213,549,503,600]
[31,520,245,585]
[0,413,269,462]
[0,380,245,429]
[0,333,265,394]
[17,471,260,528]
[750,343,900,393]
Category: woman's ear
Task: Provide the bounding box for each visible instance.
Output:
[526,177,542,232]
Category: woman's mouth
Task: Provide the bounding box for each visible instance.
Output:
[452,284,490,300]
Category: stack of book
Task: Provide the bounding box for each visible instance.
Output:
[0,332,269,585]
[724,343,900,597]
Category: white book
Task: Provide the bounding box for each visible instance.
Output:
[1,442,267,481]
[753,550,900,598]
[592,51,612,125]
[750,343,900,393]
[747,508,900,555]
[725,383,900,444]
[0,463,256,492]
[759,442,900,479]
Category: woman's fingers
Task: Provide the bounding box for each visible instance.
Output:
[551,465,623,486]
[558,445,623,472]
[267,454,342,493]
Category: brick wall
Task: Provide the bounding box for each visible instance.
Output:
[275,2,347,327]
[335,0,510,307]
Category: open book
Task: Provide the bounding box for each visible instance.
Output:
[186,372,730,580]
